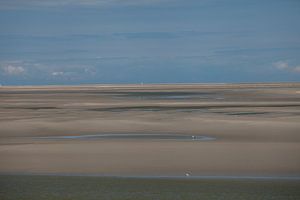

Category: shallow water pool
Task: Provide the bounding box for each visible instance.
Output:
[34,133,216,141]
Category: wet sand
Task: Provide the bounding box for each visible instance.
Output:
[0,83,300,177]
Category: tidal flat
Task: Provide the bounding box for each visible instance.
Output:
[0,83,300,199]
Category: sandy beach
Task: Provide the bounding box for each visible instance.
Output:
[1,83,300,177]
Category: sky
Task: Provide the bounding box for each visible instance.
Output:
[0,0,299,85]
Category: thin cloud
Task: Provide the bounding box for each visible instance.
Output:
[52,71,64,76]
[273,61,300,73]
[293,66,300,73]
[1,65,25,75]
[0,0,174,9]
[274,61,289,70]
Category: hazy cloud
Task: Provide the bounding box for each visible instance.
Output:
[0,0,174,9]
[1,65,25,75]
[274,61,300,73]
[274,61,289,70]
[52,71,64,76]
[293,66,300,73]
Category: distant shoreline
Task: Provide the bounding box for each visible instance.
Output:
[1,82,300,89]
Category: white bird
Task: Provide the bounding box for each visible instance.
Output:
[185,173,190,177]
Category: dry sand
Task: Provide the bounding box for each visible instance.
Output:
[0,83,300,177]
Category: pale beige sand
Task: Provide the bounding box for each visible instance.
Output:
[0,83,300,176]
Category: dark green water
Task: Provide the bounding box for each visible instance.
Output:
[1,175,300,200]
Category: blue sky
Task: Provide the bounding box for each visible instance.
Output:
[0,0,299,85]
